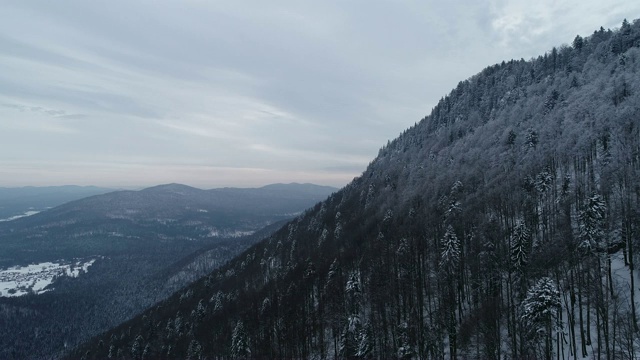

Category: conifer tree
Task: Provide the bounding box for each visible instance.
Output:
[131,335,143,360]
[231,321,250,358]
[440,225,461,272]
[141,343,150,360]
[187,340,202,360]
[440,225,460,359]
[578,194,606,252]
[341,272,363,358]
[510,220,530,273]
[196,299,206,322]
[357,320,373,358]
[521,277,561,359]
[339,315,361,358]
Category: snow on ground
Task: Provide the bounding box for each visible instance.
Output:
[0,258,96,297]
[555,251,640,359]
[206,228,255,238]
[0,210,40,222]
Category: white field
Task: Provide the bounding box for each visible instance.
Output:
[0,259,96,297]
[206,228,255,238]
[0,210,41,222]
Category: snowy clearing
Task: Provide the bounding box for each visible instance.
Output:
[0,210,40,222]
[0,258,96,297]
[207,228,255,238]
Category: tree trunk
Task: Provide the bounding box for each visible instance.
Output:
[578,263,588,357]
[570,269,578,358]
[625,195,638,331]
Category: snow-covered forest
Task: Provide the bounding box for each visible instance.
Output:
[73,19,640,360]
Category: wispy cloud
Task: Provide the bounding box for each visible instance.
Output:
[1,1,638,187]
[489,0,637,57]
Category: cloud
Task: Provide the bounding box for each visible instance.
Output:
[1,1,639,188]
[488,0,637,57]
[0,159,354,188]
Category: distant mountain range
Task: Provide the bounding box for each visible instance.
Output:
[0,182,336,266]
[0,185,113,219]
[0,182,336,359]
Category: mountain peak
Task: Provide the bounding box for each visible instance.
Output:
[141,183,201,193]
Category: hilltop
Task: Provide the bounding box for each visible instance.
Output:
[73,19,640,359]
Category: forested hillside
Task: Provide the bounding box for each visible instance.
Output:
[0,183,334,359]
[73,19,640,360]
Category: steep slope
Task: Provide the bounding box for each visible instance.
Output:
[0,183,335,359]
[73,19,640,360]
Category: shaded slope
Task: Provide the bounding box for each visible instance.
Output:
[0,183,335,359]
[73,19,640,360]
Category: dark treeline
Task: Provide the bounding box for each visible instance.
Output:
[73,19,640,360]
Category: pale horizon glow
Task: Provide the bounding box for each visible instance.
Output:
[1,1,638,189]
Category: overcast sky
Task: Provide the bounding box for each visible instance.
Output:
[0,1,638,189]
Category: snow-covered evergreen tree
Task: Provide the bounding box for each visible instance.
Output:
[174,312,184,336]
[318,227,328,247]
[345,272,362,314]
[440,225,460,272]
[340,271,364,357]
[211,291,224,314]
[195,299,206,322]
[131,334,143,359]
[383,208,394,222]
[444,181,463,221]
[535,170,553,194]
[187,339,202,360]
[521,277,561,341]
[356,320,373,358]
[231,320,250,358]
[510,220,530,273]
[339,314,361,358]
[440,225,460,357]
[365,184,375,208]
[141,343,150,360]
[578,194,606,252]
